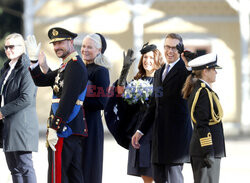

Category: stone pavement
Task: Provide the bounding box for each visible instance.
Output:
[1,132,250,183]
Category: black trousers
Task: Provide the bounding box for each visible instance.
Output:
[191,156,221,183]
[48,135,84,183]
[152,163,184,183]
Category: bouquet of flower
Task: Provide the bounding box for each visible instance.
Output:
[122,79,153,105]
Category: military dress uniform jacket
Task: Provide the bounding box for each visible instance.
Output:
[138,59,193,164]
[187,80,226,158]
[30,52,88,136]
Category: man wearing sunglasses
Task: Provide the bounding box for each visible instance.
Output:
[0,33,39,183]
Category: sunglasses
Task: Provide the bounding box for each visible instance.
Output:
[4,45,21,51]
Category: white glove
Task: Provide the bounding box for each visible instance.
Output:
[25,35,41,61]
[47,128,58,151]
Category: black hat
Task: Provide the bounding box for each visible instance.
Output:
[140,42,157,54]
[95,33,107,54]
[188,53,222,70]
[48,27,77,43]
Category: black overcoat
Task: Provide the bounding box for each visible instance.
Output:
[82,63,110,183]
[104,77,154,176]
[139,59,192,164]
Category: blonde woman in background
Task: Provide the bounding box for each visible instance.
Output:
[0,33,39,183]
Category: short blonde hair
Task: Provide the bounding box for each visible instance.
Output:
[5,33,25,53]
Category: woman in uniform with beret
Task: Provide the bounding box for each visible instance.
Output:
[182,53,226,183]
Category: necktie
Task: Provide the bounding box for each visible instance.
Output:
[162,64,170,81]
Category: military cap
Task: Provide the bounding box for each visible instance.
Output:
[140,42,157,54]
[48,27,77,43]
[188,53,222,70]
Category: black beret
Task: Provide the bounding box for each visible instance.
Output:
[140,42,157,54]
[95,33,107,54]
[48,27,77,43]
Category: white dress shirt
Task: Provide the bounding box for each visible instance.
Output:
[162,58,180,81]
[1,60,18,107]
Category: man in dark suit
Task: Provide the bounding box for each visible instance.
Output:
[132,33,193,183]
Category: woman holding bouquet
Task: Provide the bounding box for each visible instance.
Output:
[105,43,164,183]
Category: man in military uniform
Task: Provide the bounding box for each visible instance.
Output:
[26,27,88,183]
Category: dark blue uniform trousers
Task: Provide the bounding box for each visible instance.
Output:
[5,151,37,183]
[48,135,84,183]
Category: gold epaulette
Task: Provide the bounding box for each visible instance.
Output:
[191,82,223,125]
[72,57,77,61]
[200,132,213,147]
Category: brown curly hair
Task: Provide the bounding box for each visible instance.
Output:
[134,49,164,80]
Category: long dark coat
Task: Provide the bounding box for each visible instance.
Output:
[82,63,110,183]
[139,59,193,164]
[0,54,39,152]
[127,77,153,177]
[104,77,154,177]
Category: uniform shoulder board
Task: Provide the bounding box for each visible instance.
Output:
[72,57,78,61]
